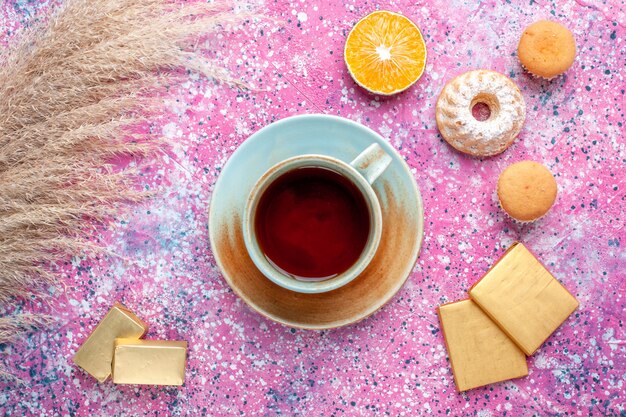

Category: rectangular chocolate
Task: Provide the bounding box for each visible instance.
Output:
[73,302,148,382]
[438,299,528,391]
[469,242,579,355]
[112,339,187,386]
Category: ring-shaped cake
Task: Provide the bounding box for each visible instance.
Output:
[436,70,526,157]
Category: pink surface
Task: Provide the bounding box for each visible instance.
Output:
[1,0,625,416]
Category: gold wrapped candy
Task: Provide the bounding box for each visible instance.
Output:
[112,339,188,386]
[438,242,579,391]
[73,302,148,382]
[469,242,579,355]
[438,299,528,391]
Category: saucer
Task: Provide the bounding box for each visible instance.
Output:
[208,114,424,329]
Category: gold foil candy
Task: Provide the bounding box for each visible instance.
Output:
[438,299,528,391]
[469,242,579,355]
[112,339,187,386]
[73,302,147,382]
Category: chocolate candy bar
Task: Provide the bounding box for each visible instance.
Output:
[469,242,579,355]
[73,303,147,382]
[438,299,528,391]
[112,339,187,386]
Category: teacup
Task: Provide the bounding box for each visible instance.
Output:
[243,143,392,293]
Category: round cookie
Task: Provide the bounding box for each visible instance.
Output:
[518,20,576,79]
[436,70,526,157]
[497,161,557,222]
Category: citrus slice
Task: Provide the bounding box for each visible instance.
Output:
[344,10,427,95]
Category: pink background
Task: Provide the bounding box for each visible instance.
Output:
[1,0,625,415]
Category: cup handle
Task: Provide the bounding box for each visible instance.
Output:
[350,143,392,185]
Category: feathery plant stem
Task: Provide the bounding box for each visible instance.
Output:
[0,0,243,379]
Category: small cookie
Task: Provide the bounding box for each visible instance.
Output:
[436,70,526,157]
[497,161,557,222]
[518,20,576,79]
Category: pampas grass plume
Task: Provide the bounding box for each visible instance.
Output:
[0,0,245,378]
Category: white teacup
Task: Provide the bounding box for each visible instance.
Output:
[243,143,392,294]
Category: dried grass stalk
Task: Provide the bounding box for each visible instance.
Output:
[0,0,243,377]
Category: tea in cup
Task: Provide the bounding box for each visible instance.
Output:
[243,143,391,293]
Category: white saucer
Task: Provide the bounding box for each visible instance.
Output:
[208,114,424,329]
